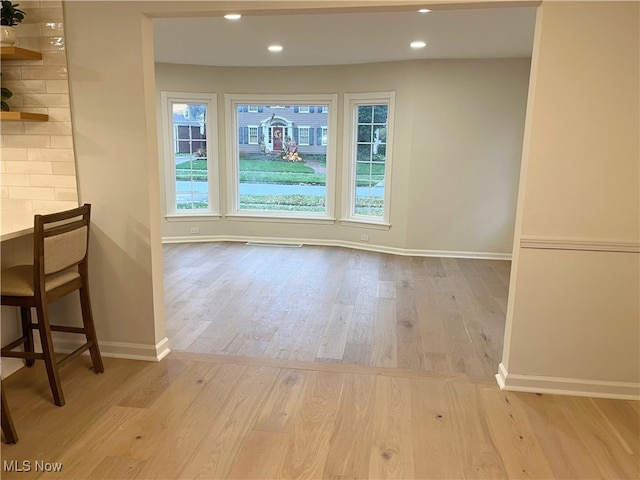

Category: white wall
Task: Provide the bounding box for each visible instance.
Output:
[499,1,640,399]
[155,59,530,256]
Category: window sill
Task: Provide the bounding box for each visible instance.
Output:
[165,214,221,222]
[226,213,336,225]
[340,218,391,231]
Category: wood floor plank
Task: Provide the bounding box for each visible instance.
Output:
[479,388,557,479]
[226,430,289,479]
[369,375,414,479]
[448,380,509,479]
[316,304,353,360]
[280,371,345,479]
[323,373,376,479]
[395,276,425,370]
[591,397,640,455]
[410,377,467,479]
[557,396,640,479]
[515,392,610,479]
[254,368,310,433]
[370,298,398,368]
[86,456,146,480]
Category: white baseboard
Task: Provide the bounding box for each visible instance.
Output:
[53,335,171,362]
[162,235,512,261]
[496,363,640,400]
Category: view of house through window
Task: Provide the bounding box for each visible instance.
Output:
[355,104,388,216]
[172,102,209,210]
[235,104,329,213]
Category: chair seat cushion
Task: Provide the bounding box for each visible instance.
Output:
[0,265,81,297]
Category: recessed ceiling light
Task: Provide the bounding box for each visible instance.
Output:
[410,41,427,49]
[224,13,242,20]
[268,45,283,52]
[418,9,431,13]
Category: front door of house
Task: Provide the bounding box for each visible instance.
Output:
[272,127,283,151]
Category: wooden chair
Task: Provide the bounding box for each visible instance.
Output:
[1,381,18,444]
[0,204,104,406]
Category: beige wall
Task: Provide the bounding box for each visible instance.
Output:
[155,59,530,255]
[500,1,640,397]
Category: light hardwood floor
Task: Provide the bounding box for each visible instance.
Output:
[2,353,638,479]
[163,242,509,379]
[2,242,638,478]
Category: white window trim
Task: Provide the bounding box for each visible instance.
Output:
[161,91,219,218]
[321,126,328,146]
[298,105,310,113]
[248,125,259,145]
[248,105,258,112]
[225,93,338,222]
[341,92,395,228]
[298,126,310,146]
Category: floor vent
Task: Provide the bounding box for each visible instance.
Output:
[245,242,303,248]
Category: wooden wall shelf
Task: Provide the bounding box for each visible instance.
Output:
[0,46,43,61]
[0,111,49,122]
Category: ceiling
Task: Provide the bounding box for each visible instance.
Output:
[153,7,537,67]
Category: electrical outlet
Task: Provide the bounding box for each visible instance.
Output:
[360,234,369,242]
[190,227,200,234]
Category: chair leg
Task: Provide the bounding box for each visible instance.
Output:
[35,302,65,407]
[1,383,18,444]
[79,286,104,374]
[20,307,35,368]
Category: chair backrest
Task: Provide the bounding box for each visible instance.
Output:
[33,204,91,278]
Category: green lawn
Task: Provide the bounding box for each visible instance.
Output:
[176,154,384,212]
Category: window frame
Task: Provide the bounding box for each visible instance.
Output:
[298,105,310,113]
[225,94,338,223]
[248,104,259,113]
[341,92,395,229]
[321,126,328,146]
[248,125,259,145]
[297,126,310,146]
[161,91,219,219]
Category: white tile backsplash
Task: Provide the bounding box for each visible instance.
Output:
[1,3,78,226]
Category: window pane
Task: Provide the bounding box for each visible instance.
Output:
[358,105,373,123]
[357,124,373,143]
[373,105,388,123]
[172,102,209,210]
[236,104,329,213]
[299,127,309,145]
[357,143,372,161]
